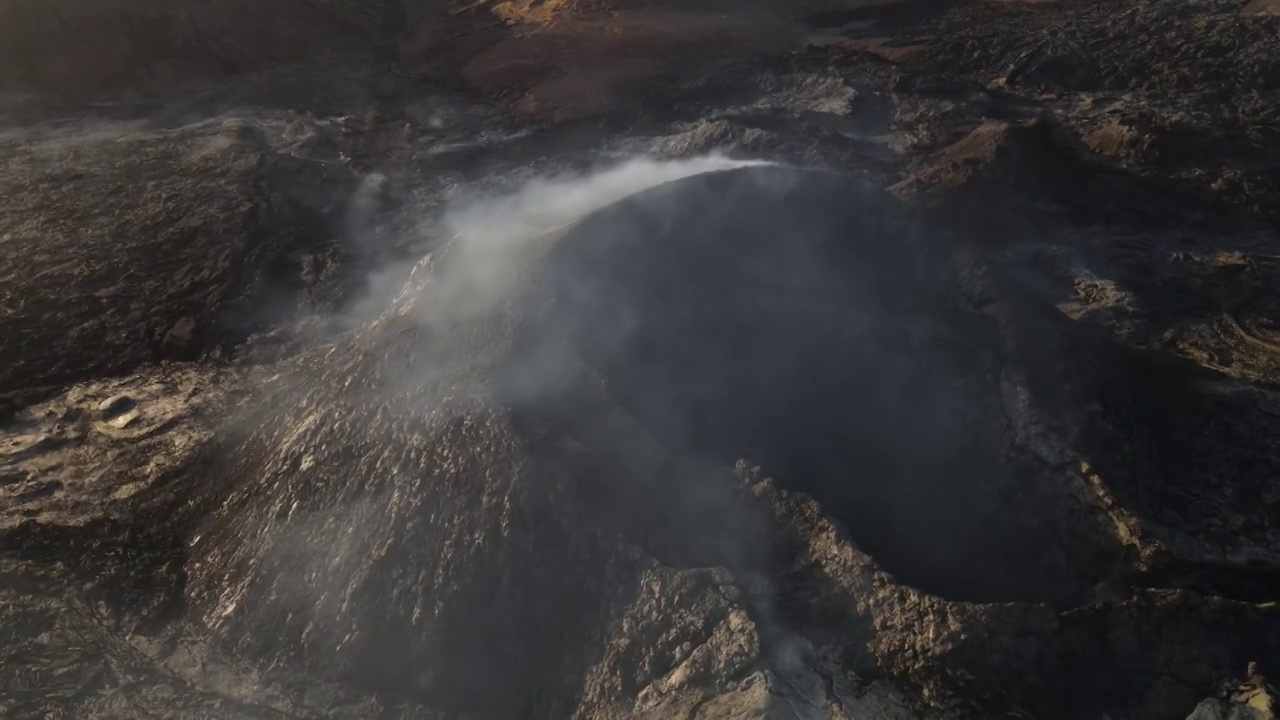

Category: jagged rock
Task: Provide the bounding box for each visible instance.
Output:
[1085,119,1153,163]
[0,118,362,395]
[0,365,242,531]
[161,316,199,359]
[894,119,1095,198]
[1187,668,1277,720]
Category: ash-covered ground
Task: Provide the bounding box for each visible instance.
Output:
[3,1,1280,719]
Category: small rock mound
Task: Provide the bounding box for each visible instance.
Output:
[896,118,1092,196]
[1188,665,1278,720]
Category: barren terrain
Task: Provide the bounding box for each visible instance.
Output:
[3,1,1280,719]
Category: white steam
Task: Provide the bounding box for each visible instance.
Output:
[444,153,769,247]
[378,154,771,327]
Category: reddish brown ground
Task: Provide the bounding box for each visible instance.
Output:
[406,8,810,120]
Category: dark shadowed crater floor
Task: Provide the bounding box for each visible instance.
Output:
[535,167,1047,604]
[4,1,1280,720]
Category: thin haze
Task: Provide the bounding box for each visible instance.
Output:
[359,154,772,330]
